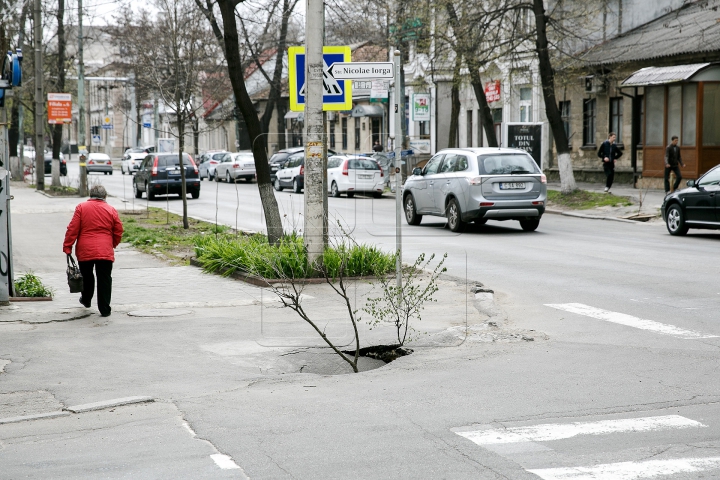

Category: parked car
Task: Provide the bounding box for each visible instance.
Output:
[327,155,384,198]
[273,151,305,193]
[43,153,67,176]
[662,164,720,235]
[133,153,200,200]
[121,147,153,174]
[402,148,547,232]
[86,153,113,174]
[197,150,229,180]
[269,147,336,183]
[124,145,154,156]
[215,151,256,183]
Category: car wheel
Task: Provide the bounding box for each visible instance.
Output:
[274,178,284,191]
[373,192,383,199]
[519,219,540,232]
[109,170,113,175]
[666,204,689,236]
[134,182,142,199]
[331,182,340,197]
[447,198,465,232]
[146,183,155,200]
[293,178,301,193]
[191,190,200,199]
[104,172,108,175]
[403,194,422,225]
[226,171,232,183]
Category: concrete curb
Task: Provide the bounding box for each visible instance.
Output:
[545,208,643,224]
[65,396,154,413]
[0,411,70,425]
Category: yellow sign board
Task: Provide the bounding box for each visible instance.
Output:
[288,46,352,112]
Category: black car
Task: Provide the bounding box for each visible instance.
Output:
[662,164,720,235]
[44,153,67,176]
[269,147,336,182]
[133,153,201,200]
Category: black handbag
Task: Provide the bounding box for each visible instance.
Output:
[66,254,84,293]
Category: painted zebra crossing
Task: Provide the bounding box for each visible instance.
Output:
[454,415,720,479]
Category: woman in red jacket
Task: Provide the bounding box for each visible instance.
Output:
[63,185,123,317]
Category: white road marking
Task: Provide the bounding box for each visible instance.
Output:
[528,456,720,479]
[544,303,718,339]
[455,415,705,446]
[211,454,241,470]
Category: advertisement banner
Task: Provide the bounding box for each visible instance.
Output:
[47,93,72,124]
[370,80,388,103]
[506,122,543,168]
[411,93,430,121]
[484,80,501,103]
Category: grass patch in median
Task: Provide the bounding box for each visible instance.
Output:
[120,208,229,264]
[14,271,54,298]
[547,189,632,210]
[193,233,395,279]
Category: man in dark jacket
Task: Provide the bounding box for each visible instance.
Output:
[598,132,623,193]
[63,185,123,317]
[664,135,686,194]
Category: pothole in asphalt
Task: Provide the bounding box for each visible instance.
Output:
[279,345,413,375]
[127,309,193,317]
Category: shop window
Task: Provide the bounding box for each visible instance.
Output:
[466,110,473,147]
[329,123,336,149]
[682,84,697,146]
[492,108,502,144]
[667,86,681,145]
[354,117,361,151]
[419,121,429,139]
[477,109,484,147]
[703,83,720,146]
[341,117,348,150]
[638,95,644,147]
[559,101,571,146]
[520,87,532,122]
[645,86,664,146]
[583,99,596,146]
[609,97,623,144]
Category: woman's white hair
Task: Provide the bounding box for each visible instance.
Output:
[89,185,107,199]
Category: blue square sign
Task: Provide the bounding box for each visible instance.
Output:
[288,46,352,111]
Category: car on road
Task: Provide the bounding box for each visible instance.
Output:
[327,155,384,198]
[86,153,113,174]
[121,146,154,174]
[402,148,547,232]
[133,153,200,200]
[273,151,305,193]
[269,147,337,183]
[197,150,229,180]
[662,164,720,236]
[43,153,67,176]
[214,151,256,183]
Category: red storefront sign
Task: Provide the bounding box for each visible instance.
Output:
[484,80,501,103]
[48,93,72,124]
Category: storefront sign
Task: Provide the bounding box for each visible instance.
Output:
[411,93,430,121]
[506,123,543,168]
[409,139,431,154]
[484,80,501,103]
[370,80,388,103]
[47,93,72,124]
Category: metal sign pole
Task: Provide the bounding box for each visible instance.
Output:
[393,50,402,297]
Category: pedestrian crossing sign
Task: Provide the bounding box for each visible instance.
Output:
[288,46,352,112]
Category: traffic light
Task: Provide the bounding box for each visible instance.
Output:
[91,126,99,135]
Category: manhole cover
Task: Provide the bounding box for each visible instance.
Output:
[127,309,193,317]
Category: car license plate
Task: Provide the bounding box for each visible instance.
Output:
[358,174,372,179]
[499,182,525,190]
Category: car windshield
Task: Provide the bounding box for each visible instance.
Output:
[478,154,539,175]
[348,159,380,170]
[158,154,193,167]
[269,153,288,163]
[128,147,146,153]
[235,154,254,161]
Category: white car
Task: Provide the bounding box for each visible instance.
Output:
[327,155,385,198]
[121,147,151,174]
[197,151,229,180]
[214,151,256,183]
[86,153,113,174]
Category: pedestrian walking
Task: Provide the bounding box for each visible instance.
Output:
[63,185,123,317]
[664,135,686,194]
[373,140,383,152]
[598,132,623,193]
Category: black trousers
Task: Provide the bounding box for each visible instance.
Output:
[664,165,682,192]
[79,260,113,316]
[604,167,615,189]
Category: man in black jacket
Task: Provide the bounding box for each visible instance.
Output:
[598,132,623,193]
[664,136,686,194]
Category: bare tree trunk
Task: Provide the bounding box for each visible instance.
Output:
[532,0,576,193]
[448,57,461,148]
[177,111,189,228]
[51,0,66,187]
[217,0,283,245]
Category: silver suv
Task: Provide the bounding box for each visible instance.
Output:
[403,148,547,232]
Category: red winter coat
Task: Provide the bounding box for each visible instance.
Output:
[63,199,123,262]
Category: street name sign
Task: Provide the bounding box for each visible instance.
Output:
[329,62,394,80]
[288,46,352,112]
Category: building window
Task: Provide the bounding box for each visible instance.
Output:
[419,121,429,139]
[638,95,644,147]
[466,110,473,147]
[354,117,361,150]
[477,109,484,147]
[519,87,532,122]
[329,123,336,149]
[491,108,502,144]
[645,86,664,146]
[682,84,697,146]
[559,101,571,146]
[341,117,348,150]
[703,83,720,146]
[583,98,596,146]
[609,97,623,144]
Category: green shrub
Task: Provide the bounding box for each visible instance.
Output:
[14,271,54,298]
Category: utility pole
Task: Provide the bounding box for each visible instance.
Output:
[393,49,402,296]
[77,0,87,196]
[33,0,44,191]
[303,0,327,266]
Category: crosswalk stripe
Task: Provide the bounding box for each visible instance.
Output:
[528,456,720,479]
[455,415,705,445]
[544,303,718,339]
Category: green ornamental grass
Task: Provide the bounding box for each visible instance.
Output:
[14,271,54,298]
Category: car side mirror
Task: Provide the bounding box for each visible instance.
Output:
[412,167,422,176]
[686,179,696,188]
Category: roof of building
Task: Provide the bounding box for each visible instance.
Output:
[620,63,712,86]
[582,1,720,65]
